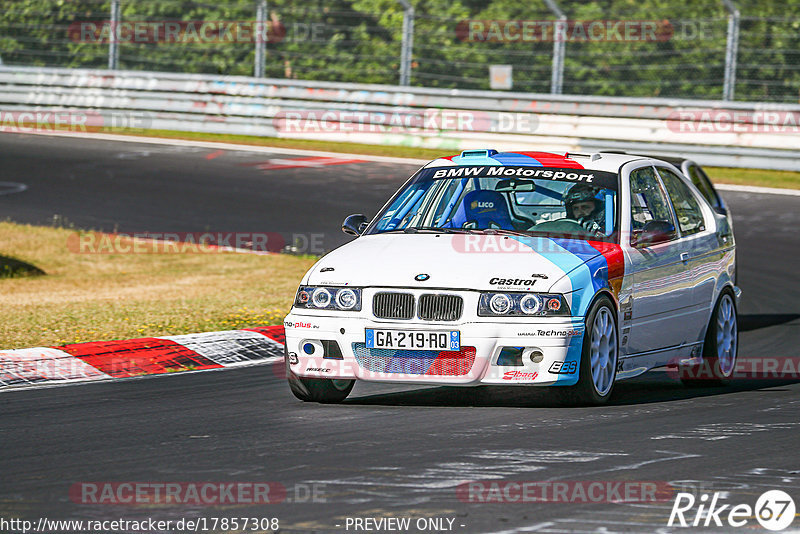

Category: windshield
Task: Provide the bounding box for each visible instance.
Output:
[368,165,619,241]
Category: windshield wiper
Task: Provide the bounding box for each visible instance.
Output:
[474,228,532,237]
[377,227,475,234]
[411,226,458,233]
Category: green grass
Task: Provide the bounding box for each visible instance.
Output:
[705,166,800,190]
[0,222,315,349]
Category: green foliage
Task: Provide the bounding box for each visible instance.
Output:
[0,0,797,101]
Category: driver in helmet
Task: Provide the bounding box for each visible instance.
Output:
[563,183,605,234]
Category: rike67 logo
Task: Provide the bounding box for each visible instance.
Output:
[668,490,796,531]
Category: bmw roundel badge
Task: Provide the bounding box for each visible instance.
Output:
[415,273,430,281]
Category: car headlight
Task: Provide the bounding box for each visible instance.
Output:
[335,288,358,310]
[312,288,332,308]
[519,294,542,314]
[478,293,570,317]
[295,286,362,311]
[489,293,512,315]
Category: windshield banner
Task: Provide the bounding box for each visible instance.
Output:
[427,166,618,189]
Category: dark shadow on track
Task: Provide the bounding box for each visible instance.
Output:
[739,313,800,332]
[0,255,46,278]
[605,376,800,406]
[343,374,800,409]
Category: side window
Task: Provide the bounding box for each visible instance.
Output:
[629,166,677,246]
[687,164,720,209]
[656,167,706,236]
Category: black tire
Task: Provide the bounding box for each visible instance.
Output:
[556,295,619,406]
[285,356,354,403]
[681,289,738,386]
[287,372,354,403]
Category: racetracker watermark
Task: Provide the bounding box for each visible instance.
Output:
[0,110,151,133]
[456,20,673,42]
[273,109,538,134]
[68,20,286,44]
[0,351,107,383]
[666,109,800,134]
[69,482,326,505]
[281,352,479,381]
[449,234,620,254]
[668,356,800,381]
[457,480,674,503]
[66,232,326,255]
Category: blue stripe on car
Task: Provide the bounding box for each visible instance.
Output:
[551,238,614,310]
[449,154,504,166]
[508,236,602,316]
[490,153,544,166]
[449,152,545,167]
[555,333,584,385]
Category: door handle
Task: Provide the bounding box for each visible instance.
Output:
[680,252,690,263]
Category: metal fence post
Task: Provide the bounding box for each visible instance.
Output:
[397,0,414,86]
[722,0,740,101]
[254,0,267,78]
[544,0,566,94]
[108,0,120,70]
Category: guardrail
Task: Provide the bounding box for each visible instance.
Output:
[1,66,799,170]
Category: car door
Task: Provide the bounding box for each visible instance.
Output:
[655,165,719,346]
[625,165,695,356]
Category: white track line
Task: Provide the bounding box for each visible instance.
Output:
[0,181,27,195]
[715,183,800,197]
[14,130,800,197]
[17,130,429,165]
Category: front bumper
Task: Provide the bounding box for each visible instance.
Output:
[284,312,585,386]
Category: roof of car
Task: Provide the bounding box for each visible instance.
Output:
[423,150,648,174]
[598,150,690,167]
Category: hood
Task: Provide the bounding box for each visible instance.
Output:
[304,233,604,293]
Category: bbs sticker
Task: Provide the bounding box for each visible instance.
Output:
[549,361,578,374]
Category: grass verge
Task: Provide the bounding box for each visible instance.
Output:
[0,222,315,349]
[704,166,800,190]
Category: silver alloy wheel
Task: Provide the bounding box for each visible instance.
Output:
[716,294,737,377]
[589,307,618,396]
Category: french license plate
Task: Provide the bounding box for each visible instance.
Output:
[365,329,460,351]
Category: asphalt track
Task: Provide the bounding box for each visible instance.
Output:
[1,133,799,533]
[0,133,410,252]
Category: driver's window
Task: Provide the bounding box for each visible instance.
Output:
[629,166,677,247]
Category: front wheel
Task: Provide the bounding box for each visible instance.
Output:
[286,360,354,403]
[557,295,619,406]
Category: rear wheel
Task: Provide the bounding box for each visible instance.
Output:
[681,290,738,386]
[286,359,354,403]
[557,295,618,406]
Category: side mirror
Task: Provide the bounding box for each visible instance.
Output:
[342,214,369,236]
[635,220,676,247]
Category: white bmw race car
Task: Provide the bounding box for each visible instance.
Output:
[283,150,739,405]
